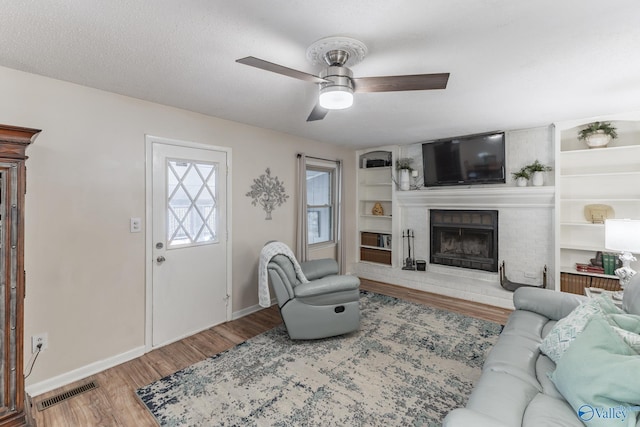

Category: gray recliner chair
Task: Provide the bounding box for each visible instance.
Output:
[267,255,360,340]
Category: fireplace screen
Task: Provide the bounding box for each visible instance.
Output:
[430,210,498,272]
[439,229,490,258]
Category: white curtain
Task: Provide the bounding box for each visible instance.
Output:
[295,153,309,261]
[336,159,346,274]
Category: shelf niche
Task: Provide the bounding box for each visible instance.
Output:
[556,115,640,288]
[358,149,395,266]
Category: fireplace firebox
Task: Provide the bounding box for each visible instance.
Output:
[430,210,498,272]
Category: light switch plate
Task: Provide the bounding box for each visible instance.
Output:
[130,217,142,233]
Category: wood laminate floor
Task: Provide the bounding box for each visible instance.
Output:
[359,279,512,325]
[29,280,512,426]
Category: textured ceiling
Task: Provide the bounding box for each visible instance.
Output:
[2,1,640,148]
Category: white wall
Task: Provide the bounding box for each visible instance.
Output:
[0,66,356,392]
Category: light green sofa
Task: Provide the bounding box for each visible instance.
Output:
[443,274,640,427]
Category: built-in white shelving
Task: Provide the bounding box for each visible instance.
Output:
[357,149,396,266]
[555,116,640,290]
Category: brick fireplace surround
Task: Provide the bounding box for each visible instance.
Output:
[352,186,555,309]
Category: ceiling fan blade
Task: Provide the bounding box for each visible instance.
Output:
[236,56,328,84]
[306,103,329,122]
[353,73,450,93]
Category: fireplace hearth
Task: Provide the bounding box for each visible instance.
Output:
[430,210,498,272]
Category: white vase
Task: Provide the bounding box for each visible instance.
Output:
[516,177,528,187]
[585,131,612,149]
[532,171,544,186]
[399,169,411,191]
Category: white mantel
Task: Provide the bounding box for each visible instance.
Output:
[396,185,555,208]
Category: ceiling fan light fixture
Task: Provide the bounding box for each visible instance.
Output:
[237,36,449,122]
[319,85,354,110]
[318,65,354,110]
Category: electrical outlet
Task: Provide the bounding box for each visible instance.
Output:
[32,333,48,354]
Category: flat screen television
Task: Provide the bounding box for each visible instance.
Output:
[422,132,506,187]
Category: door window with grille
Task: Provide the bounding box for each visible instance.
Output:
[167,159,218,247]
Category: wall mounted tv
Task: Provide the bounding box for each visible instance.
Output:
[422,132,506,187]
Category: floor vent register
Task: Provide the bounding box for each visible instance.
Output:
[36,381,99,411]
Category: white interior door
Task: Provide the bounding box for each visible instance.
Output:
[151,141,229,348]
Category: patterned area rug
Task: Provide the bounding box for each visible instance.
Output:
[136,291,502,426]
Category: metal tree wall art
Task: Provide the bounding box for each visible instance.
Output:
[246,168,289,220]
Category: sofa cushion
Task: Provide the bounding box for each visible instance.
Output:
[482,310,549,390]
[539,294,622,363]
[551,315,640,427]
[540,320,557,339]
[522,393,584,427]
[442,408,510,427]
[535,355,563,400]
[466,370,541,427]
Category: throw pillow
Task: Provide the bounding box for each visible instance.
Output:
[550,315,640,427]
[605,313,640,353]
[607,313,640,332]
[611,327,640,353]
[539,295,622,363]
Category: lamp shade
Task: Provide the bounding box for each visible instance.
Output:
[605,219,640,253]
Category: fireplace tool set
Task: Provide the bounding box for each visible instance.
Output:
[402,229,416,270]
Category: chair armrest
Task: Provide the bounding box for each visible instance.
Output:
[300,259,339,280]
[294,275,359,298]
[514,287,586,321]
[442,408,511,427]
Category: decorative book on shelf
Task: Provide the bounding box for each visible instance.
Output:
[578,251,622,276]
[603,253,612,275]
[602,252,619,276]
[575,263,604,274]
[377,234,391,249]
[561,272,620,295]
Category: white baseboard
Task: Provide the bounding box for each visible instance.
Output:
[27,302,278,397]
[26,345,146,397]
[232,298,277,320]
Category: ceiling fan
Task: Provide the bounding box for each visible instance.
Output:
[236,36,449,122]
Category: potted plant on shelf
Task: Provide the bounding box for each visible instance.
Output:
[396,158,414,191]
[577,121,618,149]
[511,167,530,187]
[525,160,552,186]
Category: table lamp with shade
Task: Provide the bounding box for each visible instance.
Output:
[605,219,640,298]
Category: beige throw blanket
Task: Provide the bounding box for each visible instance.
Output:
[258,242,309,308]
